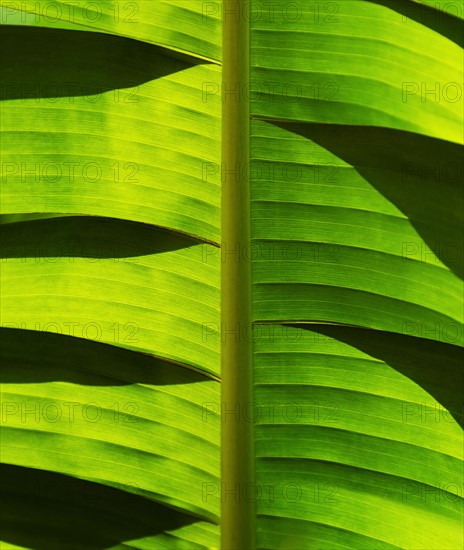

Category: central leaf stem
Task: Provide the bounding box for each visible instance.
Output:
[221,1,253,548]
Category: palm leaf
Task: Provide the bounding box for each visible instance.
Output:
[0,0,462,549]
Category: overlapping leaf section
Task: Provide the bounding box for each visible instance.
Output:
[0,2,222,548]
[0,0,221,61]
[250,1,463,548]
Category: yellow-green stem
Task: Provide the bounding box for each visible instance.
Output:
[221,1,253,548]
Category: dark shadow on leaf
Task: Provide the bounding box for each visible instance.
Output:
[0,327,211,385]
[365,0,464,47]
[0,464,205,550]
[0,26,207,101]
[0,215,205,259]
[273,122,464,279]
[293,324,463,429]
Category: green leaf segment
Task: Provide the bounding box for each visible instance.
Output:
[0,1,462,549]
